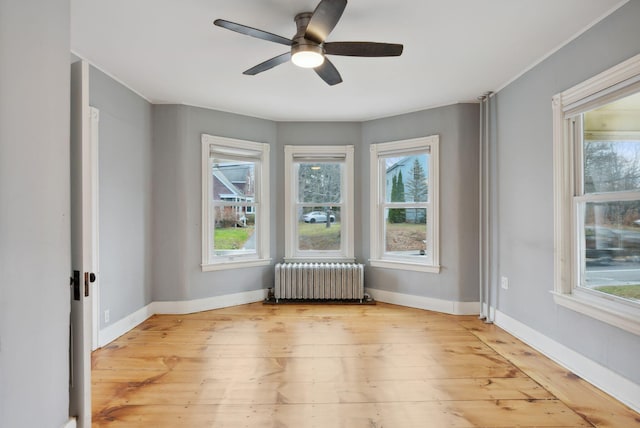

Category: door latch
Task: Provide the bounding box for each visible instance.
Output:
[84,272,96,297]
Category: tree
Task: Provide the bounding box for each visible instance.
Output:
[389,171,406,223]
[583,141,640,227]
[391,174,397,200]
[298,163,341,203]
[406,159,428,202]
[406,158,428,223]
[397,170,405,202]
[389,174,398,223]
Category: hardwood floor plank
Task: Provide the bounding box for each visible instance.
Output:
[92,302,639,427]
[95,377,552,408]
[460,320,640,428]
[93,401,591,428]
[392,400,592,427]
[93,357,524,384]
[115,329,478,347]
[98,341,502,361]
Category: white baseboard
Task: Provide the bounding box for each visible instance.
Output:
[99,303,155,347]
[153,289,267,314]
[495,309,640,413]
[62,418,76,428]
[98,289,268,347]
[99,288,472,347]
[366,288,480,315]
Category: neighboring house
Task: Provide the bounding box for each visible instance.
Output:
[213,163,255,225]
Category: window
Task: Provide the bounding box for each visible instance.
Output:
[553,53,640,335]
[369,136,440,272]
[284,145,354,261]
[201,134,270,271]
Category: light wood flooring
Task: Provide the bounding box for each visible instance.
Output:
[92,302,640,427]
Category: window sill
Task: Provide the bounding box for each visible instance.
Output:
[369,259,441,273]
[201,258,272,272]
[551,290,640,336]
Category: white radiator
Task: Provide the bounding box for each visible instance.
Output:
[274,262,364,302]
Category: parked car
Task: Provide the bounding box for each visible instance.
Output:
[303,211,336,223]
[585,226,621,265]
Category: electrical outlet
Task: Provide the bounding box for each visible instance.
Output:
[501,276,509,290]
[104,309,110,323]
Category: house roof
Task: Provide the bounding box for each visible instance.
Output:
[213,167,245,198]
[387,154,427,175]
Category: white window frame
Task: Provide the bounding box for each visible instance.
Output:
[369,136,440,273]
[201,134,270,271]
[284,145,355,262]
[552,53,640,335]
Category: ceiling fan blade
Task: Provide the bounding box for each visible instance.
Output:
[305,0,347,44]
[324,42,403,57]
[314,58,342,86]
[243,52,292,75]
[214,19,292,46]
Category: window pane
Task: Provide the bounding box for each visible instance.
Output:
[213,205,256,255]
[582,200,640,304]
[212,158,255,202]
[297,162,341,203]
[298,206,341,251]
[583,91,640,194]
[384,208,427,256]
[583,140,640,193]
[383,153,429,203]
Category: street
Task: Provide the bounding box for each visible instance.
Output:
[585,262,640,287]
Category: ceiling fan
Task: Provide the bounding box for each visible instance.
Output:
[214,0,403,86]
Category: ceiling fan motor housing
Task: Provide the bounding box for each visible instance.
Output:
[291,12,325,68]
[293,12,313,39]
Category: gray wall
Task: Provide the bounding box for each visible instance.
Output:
[105,98,479,306]
[152,105,277,301]
[493,0,640,384]
[362,104,480,302]
[90,67,154,329]
[149,109,478,302]
[0,0,71,426]
[148,108,477,303]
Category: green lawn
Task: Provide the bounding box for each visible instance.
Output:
[295,222,427,251]
[594,285,640,300]
[214,226,254,249]
[298,222,341,250]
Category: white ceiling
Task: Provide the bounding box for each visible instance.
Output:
[70,0,625,122]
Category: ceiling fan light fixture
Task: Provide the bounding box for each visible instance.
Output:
[291,44,324,68]
[214,0,403,85]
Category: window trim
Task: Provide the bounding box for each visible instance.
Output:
[552,53,640,335]
[283,145,355,262]
[201,134,270,271]
[369,136,440,273]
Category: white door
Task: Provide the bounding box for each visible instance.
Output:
[70,60,94,428]
[89,106,101,351]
